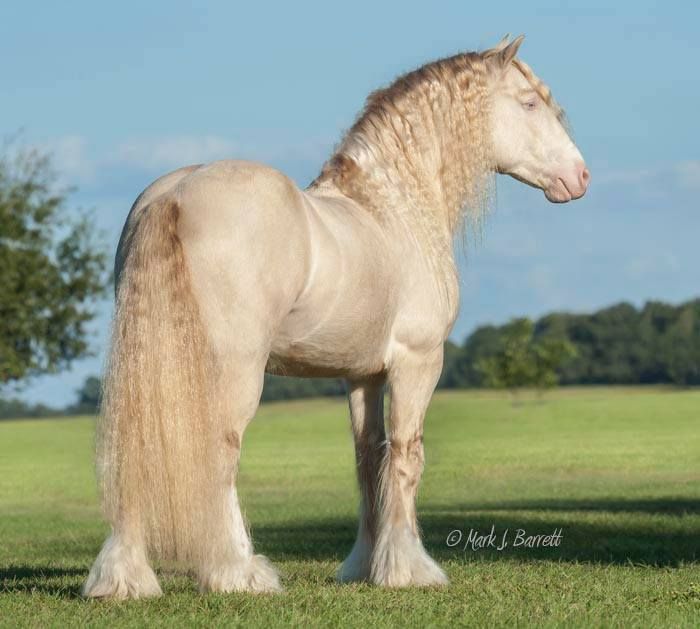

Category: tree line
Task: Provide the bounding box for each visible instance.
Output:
[266,297,700,398]
[3,297,698,419]
[1,143,698,418]
[444,298,700,389]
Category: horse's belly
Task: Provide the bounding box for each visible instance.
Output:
[266,344,386,379]
[267,311,391,378]
[267,278,395,379]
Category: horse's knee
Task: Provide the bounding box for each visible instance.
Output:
[392,434,424,467]
[389,434,424,491]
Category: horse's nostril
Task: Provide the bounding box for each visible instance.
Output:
[581,167,590,186]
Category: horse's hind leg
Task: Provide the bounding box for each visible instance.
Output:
[338,375,386,582]
[371,346,448,587]
[196,359,282,593]
[83,516,162,599]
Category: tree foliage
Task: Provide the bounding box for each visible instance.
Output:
[0,145,108,386]
[70,375,102,414]
[260,373,345,402]
[444,299,700,390]
[475,318,576,394]
[536,300,700,386]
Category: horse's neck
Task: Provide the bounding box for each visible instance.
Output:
[310,76,490,318]
[337,81,490,223]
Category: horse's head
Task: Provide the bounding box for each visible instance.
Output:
[487,36,589,203]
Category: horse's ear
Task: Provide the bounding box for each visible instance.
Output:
[492,34,511,54]
[484,34,511,58]
[498,34,525,68]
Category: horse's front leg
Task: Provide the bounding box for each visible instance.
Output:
[338,375,387,582]
[371,346,448,587]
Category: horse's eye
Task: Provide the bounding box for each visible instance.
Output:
[523,100,537,111]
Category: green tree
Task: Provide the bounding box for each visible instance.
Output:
[531,337,577,393]
[261,374,345,402]
[660,302,700,385]
[437,340,462,388]
[70,375,102,414]
[0,144,108,386]
[477,318,576,398]
[444,325,503,388]
[477,318,537,394]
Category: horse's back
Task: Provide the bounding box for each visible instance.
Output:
[175,160,307,239]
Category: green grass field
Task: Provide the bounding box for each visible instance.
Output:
[1,387,699,627]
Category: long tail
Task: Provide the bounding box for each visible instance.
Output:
[98,197,225,566]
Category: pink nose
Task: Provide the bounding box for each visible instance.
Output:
[546,162,590,203]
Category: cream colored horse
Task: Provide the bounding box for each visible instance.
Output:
[83,35,589,599]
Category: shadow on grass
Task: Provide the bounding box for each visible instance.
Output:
[252,496,700,567]
[440,497,700,515]
[3,497,697,598]
[0,565,84,597]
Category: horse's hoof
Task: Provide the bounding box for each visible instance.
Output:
[199,554,283,593]
[83,535,163,600]
[370,531,449,588]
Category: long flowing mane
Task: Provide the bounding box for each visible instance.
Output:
[310,43,564,245]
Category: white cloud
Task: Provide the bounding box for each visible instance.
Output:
[675,161,700,189]
[597,161,700,191]
[49,135,95,182]
[20,135,96,184]
[114,135,237,171]
[22,133,332,185]
[624,251,681,280]
[111,133,333,173]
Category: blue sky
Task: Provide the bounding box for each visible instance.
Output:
[2,1,698,406]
